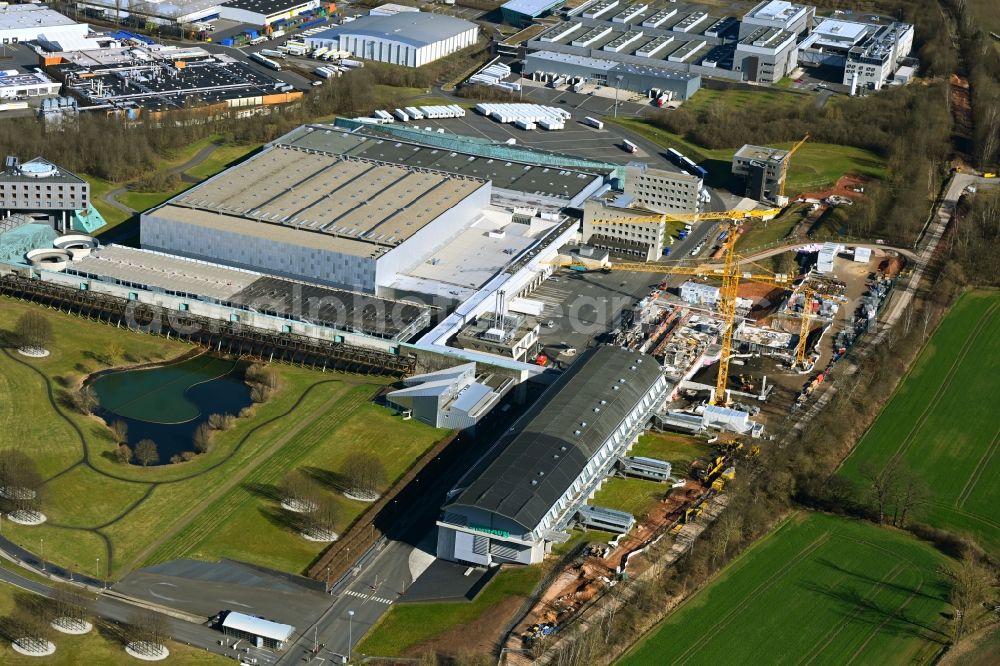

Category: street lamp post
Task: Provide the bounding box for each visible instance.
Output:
[40,537,45,572]
[347,610,355,662]
[96,557,101,590]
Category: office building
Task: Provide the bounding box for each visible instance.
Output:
[733,26,798,83]
[738,1,815,40]
[731,144,790,203]
[0,156,105,233]
[437,347,668,565]
[798,17,914,91]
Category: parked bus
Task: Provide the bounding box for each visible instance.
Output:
[622,139,638,153]
[583,116,603,129]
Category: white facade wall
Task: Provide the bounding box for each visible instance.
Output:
[307,25,478,67]
[0,22,88,45]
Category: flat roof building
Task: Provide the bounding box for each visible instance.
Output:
[732,144,789,203]
[523,50,701,99]
[0,4,89,45]
[739,1,815,40]
[501,0,565,28]
[437,346,668,565]
[220,611,293,650]
[0,156,104,233]
[733,26,798,83]
[306,11,479,67]
[218,0,320,26]
[285,122,608,208]
[50,46,299,117]
[142,140,491,294]
[798,17,913,91]
[25,243,432,343]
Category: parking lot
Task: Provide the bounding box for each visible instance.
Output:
[402,103,682,172]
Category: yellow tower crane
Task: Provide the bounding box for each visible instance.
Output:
[578,211,793,405]
[778,134,810,200]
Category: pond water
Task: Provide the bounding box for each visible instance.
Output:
[90,354,252,464]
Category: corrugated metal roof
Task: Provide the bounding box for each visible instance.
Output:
[308,12,477,49]
[221,612,294,642]
[446,346,662,532]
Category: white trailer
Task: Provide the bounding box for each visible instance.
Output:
[404,106,424,120]
[583,116,604,129]
[393,109,410,122]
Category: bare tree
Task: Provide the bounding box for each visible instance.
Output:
[72,386,99,414]
[0,451,43,518]
[895,466,930,527]
[941,552,996,641]
[110,420,129,446]
[280,469,319,512]
[13,312,52,353]
[341,453,386,500]
[301,495,338,539]
[860,460,898,524]
[207,413,235,431]
[6,603,53,654]
[115,444,133,465]
[134,440,159,467]
[125,608,169,656]
[192,423,213,454]
[50,584,93,632]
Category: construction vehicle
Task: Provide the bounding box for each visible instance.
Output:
[779,134,809,201]
[546,208,790,404]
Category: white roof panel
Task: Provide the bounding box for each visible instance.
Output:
[221,612,294,642]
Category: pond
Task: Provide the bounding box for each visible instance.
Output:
[90,354,253,465]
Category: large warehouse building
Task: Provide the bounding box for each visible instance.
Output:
[142,142,490,294]
[305,11,479,67]
[437,347,669,565]
[0,4,89,45]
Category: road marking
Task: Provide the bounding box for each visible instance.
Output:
[343,590,393,605]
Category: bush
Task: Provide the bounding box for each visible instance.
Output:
[208,413,235,430]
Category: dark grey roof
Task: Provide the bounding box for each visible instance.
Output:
[308,12,477,49]
[447,346,662,532]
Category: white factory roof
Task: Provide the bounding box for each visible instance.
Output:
[221,612,294,642]
[802,18,870,49]
[0,4,81,30]
[309,12,477,48]
[502,0,564,15]
[745,0,808,22]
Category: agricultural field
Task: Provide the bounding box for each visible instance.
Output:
[0,299,448,578]
[606,117,886,195]
[621,512,952,665]
[839,290,1000,552]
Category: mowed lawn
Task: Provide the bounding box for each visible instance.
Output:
[151,388,449,573]
[607,117,886,195]
[0,582,230,666]
[839,290,1000,552]
[357,565,544,657]
[620,512,952,666]
[0,299,447,578]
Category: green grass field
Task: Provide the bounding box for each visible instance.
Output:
[621,512,952,666]
[0,299,447,577]
[735,203,811,252]
[606,117,887,196]
[839,290,1000,553]
[591,432,708,517]
[356,565,544,657]
[0,582,229,666]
